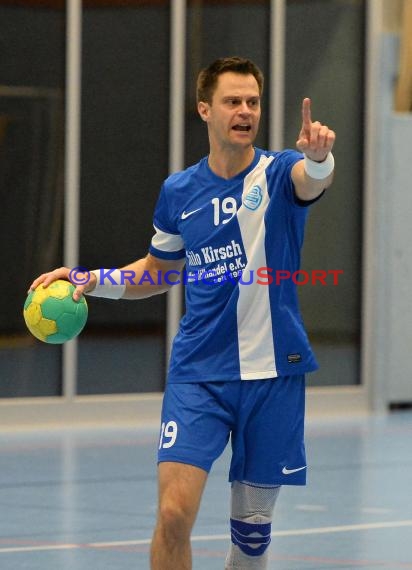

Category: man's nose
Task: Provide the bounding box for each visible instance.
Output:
[238,101,251,115]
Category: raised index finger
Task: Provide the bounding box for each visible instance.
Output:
[302,97,312,130]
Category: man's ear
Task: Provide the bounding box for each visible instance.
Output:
[198,101,210,122]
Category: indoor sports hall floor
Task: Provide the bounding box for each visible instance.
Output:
[1,410,412,570]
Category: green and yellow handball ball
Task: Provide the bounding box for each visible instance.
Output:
[23,279,88,344]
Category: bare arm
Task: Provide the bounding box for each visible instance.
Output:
[292,97,336,201]
[120,254,185,299]
[29,254,185,301]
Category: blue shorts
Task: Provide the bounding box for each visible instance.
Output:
[158,375,307,486]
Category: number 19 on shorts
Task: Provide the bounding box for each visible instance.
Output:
[159,421,178,449]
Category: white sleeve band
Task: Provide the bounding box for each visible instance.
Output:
[86,269,126,300]
[303,152,335,180]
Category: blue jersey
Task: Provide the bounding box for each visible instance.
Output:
[149,148,319,383]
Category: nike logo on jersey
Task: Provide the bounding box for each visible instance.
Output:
[181,208,202,220]
[282,465,307,475]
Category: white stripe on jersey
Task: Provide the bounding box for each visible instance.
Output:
[236,155,277,380]
[151,225,184,252]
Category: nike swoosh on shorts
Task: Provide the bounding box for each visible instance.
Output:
[282,465,307,475]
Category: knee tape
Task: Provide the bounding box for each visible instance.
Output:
[230,517,271,557]
[229,481,280,557]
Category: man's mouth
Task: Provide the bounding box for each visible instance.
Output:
[232,124,251,132]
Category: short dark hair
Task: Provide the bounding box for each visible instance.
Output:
[196,57,264,104]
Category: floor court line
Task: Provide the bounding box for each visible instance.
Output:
[191,550,412,569]
[1,518,412,555]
